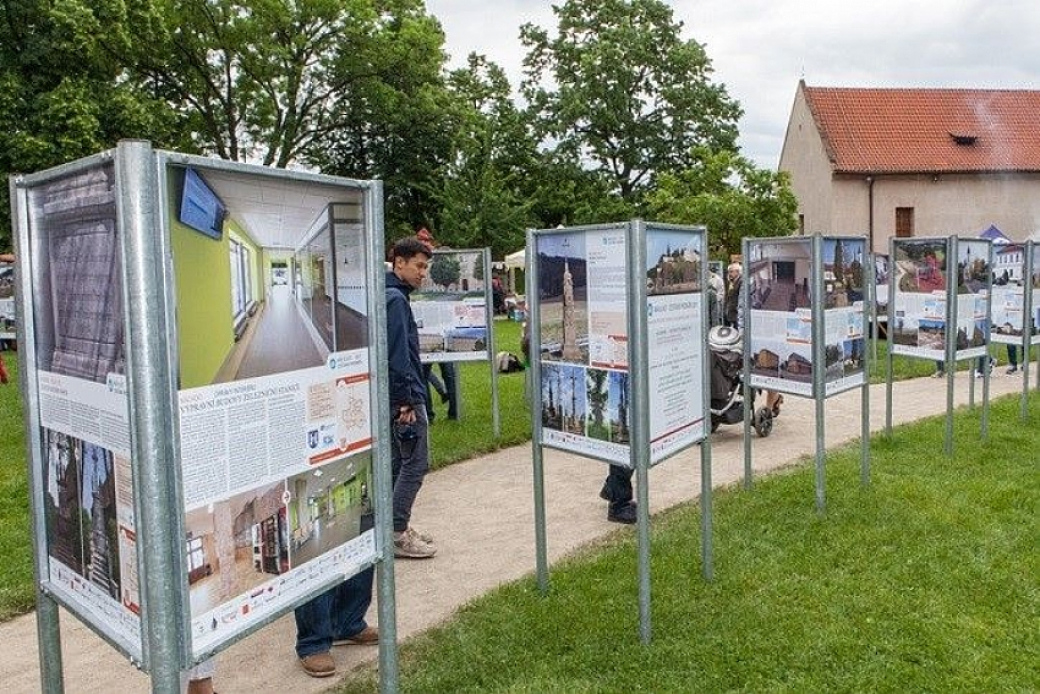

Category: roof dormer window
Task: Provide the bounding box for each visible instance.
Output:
[949,132,977,146]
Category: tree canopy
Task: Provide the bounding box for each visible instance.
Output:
[647,148,798,259]
[520,0,742,204]
[0,0,798,259]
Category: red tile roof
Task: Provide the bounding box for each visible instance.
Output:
[802,83,1040,174]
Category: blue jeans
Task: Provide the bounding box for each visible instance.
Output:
[391,404,430,533]
[294,514,375,658]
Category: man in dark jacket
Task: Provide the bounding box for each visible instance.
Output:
[385,237,436,559]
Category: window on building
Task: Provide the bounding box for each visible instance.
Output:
[230,238,252,323]
[895,207,914,238]
[798,214,805,235]
[186,536,205,572]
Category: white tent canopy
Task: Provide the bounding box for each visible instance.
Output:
[503,247,526,271]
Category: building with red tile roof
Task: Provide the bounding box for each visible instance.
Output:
[779,80,1040,253]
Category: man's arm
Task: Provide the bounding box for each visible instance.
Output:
[385,290,420,414]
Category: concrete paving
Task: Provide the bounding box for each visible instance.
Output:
[1,369,1029,693]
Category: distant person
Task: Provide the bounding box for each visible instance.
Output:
[707,270,725,327]
[723,262,742,327]
[599,465,636,524]
[424,361,458,421]
[386,236,437,558]
[1006,345,1020,374]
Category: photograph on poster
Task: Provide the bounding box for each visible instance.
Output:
[43,429,123,600]
[875,253,890,312]
[607,370,630,444]
[954,240,990,353]
[991,285,1023,338]
[751,337,813,383]
[411,250,489,358]
[185,481,288,618]
[28,165,126,384]
[287,454,371,569]
[540,361,587,434]
[822,237,866,308]
[894,240,947,293]
[537,232,589,364]
[645,230,702,296]
[890,239,950,356]
[167,164,369,390]
[747,239,812,312]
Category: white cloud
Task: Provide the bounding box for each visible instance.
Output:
[426,0,1040,169]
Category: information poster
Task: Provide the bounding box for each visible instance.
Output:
[411,249,490,363]
[166,163,376,656]
[954,239,990,360]
[537,229,631,464]
[890,239,949,359]
[822,237,867,396]
[25,164,142,653]
[646,227,705,461]
[993,244,1040,345]
[747,238,815,396]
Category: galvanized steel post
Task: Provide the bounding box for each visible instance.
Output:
[365,182,399,693]
[11,172,66,693]
[812,236,826,514]
[627,221,653,644]
[117,140,186,692]
[527,229,550,595]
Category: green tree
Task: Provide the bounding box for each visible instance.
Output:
[300,0,456,239]
[435,54,537,257]
[520,0,741,204]
[429,254,460,290]
[647,147,798,260]
[0,0,186,251]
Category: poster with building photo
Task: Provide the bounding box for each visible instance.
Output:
[822,237,867,396]
[747,238,815,397]
[874,253,890,316]
[411,249,490,363]
[954,239,990,359]
[23,163,143,654]
[536,228,632,463]
[890,238,949,359]
[164,162,377,657]
[990,243,1024,345]
[645,227,705,461]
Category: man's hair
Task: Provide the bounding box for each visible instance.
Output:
[389,236,432,262]
[728,262,742,274]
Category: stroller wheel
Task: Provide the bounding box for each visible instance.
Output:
[753,407,774,437]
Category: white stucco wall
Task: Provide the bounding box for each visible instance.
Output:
[779,88,834,237]
[830,172,1040,253]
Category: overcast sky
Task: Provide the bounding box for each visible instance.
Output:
[424,0,1040,170]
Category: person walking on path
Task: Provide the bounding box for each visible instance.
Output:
[386,237,437,559]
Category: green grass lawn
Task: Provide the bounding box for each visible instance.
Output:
[0,351,34,621]
[339,391,1040,693]
[426,319,531,470]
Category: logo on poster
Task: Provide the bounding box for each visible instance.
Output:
[308,429,319,449]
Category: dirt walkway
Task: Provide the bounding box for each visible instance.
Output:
[1,372,1026,693]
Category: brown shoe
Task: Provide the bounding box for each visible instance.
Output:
[299,652,336,678]
[333,625,379,646]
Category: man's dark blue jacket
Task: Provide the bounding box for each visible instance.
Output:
[385,270,426,411]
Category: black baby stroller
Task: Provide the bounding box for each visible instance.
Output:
[708,325,774,437]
